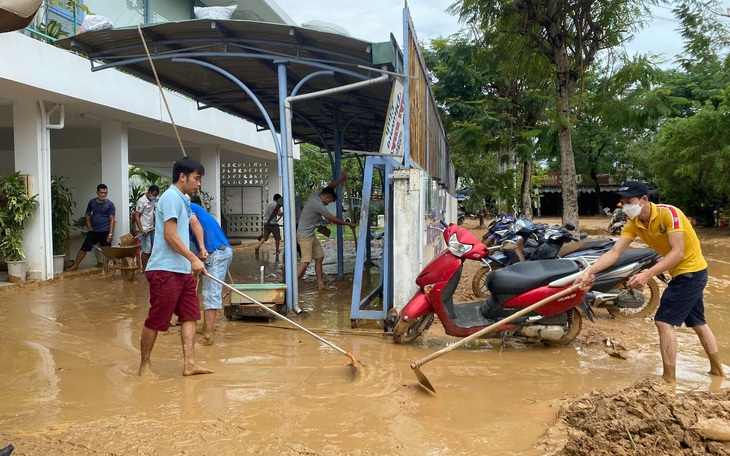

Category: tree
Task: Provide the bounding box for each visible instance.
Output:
[626,0,730,223]
[569,56,667,213]
[455,0,653,230]
[648,98,730,224]
[292,144,373,217]
[425,31,552,217]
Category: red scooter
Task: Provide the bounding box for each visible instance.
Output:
[393,222,590,346]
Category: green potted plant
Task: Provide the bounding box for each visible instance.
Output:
[51,175,76,275]
[0,172,39,281]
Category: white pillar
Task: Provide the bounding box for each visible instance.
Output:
[200,144,221,222]
[392,168,426,311]
[267,159,282,205]
[13,100,52,280]
[101,121,129,245]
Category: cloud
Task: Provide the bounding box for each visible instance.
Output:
[274,0,462,43]
[274,1,692,66]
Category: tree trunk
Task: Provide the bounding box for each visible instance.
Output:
[590,168,601,215]
[555,44,580,231]
[520,159,533,220]
[497,142,517,212]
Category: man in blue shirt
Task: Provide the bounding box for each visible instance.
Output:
[190,194,233,346]
[67,183,116,271]
[139,157,212,378]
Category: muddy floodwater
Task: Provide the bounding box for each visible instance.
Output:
[1,225,730,455]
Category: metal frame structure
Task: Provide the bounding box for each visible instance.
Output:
[58,19,403,314]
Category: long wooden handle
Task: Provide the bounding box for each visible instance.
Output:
[343,179,358,250]
[206,273,351,357]
[411,283,582,369]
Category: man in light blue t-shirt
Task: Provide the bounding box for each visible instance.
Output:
[139,156,213,378]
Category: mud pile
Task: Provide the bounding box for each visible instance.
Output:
[541,378,730,455]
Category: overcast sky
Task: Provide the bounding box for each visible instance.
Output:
[274,0,728,67]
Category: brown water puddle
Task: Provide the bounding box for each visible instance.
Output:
[0,240,728,455]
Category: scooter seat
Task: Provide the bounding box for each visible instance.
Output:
[558,237,615,257]
[612,247,660,268]
[487,259,580,295]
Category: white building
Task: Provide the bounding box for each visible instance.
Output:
[0,0,296,280]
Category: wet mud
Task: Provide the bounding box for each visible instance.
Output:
[0,217,729,455]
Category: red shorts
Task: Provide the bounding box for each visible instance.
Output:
[144,270,200,331]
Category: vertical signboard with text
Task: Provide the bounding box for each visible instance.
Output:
[379,78,406,157]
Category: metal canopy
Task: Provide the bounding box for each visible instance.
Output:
[57,19,398,152]
[57,19,402,312]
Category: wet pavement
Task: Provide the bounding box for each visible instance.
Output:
[0,234,729,455]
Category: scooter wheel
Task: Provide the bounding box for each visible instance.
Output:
[607,277,660,318]
[543,310,582,346]
[392,313,434,344]
[471,265,504,299]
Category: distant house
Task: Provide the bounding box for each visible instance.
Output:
[536,173,630,216]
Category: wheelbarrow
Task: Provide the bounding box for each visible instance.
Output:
[94,245,140,281]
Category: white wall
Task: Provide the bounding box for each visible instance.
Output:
[51,148,103,224]
[0,31,280,279]
[0,32,278,156]
[391,167,456,311]
[152,0,192,22]
[82,0,144,26]
[0,150,13,175]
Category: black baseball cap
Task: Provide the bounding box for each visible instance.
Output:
[616,181,649,198]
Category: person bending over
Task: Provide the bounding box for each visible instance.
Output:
[576,181,725,384]
[296,175,356,291]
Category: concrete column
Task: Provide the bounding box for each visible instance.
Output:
[392,167,425,311]
[267,160,282,203]
[100,121,129,245]
[13,100,52,280]
[200,144,221,221]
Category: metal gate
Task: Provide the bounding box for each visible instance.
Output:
[221,161,270,238]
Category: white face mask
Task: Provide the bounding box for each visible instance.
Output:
[623,202,643,219]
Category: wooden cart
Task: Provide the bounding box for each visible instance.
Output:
[96,245,140,281]
[224,283,287,320]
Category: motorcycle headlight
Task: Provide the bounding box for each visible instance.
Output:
[447,233,473,257]
[514,219,526,231]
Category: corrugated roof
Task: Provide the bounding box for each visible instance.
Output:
[56,19,399,152]
[539,185,623,194]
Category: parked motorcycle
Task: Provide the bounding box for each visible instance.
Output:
[473,224,663,318]
[393,222,590,346]
[584,248,664,318]
[482,213,516,246]
[471,223,616,298]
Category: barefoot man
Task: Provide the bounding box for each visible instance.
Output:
[576,181,725,384]
[296,174,357,291]
[139,156,213,377]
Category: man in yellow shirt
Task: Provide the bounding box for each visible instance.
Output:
[576,181,725,383]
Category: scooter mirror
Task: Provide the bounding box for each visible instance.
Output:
[503,238,525,262]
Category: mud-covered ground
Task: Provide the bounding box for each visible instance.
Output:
[458,216,730,455]
[0,215,729,455]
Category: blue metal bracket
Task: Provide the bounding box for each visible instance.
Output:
[349,154,402,325]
